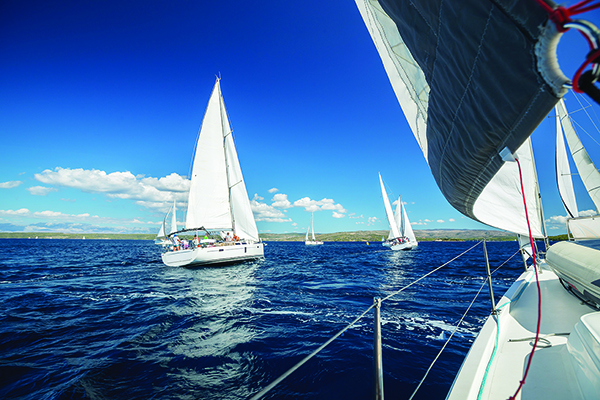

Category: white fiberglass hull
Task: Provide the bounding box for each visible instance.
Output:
[390,242,417,251]
[305,240,324,245]
[382,239,417,251]
[162,242,264,267]
[447,258,600,400]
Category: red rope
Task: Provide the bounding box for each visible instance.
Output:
[508,158,543,400]
[534,0,600,92]
[535,0,600,31]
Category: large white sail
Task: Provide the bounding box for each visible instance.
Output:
[472,137,544,237]
[357,0,550,238]
[225,125,259,241]
[170,200,178,234]
[185,79,234,231]
[402,203,417,244]
[394,196,403,237]
[557,99,600,213]
[555,101,579,218]
[379,173,401,239]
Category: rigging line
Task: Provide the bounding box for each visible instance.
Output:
[251,242,484,399]
[249,304,376,400]
[381,240,484,303]
[572,92,600,147]
[411,247,520,400]
[409,272,490,400]
[509,159,543,400]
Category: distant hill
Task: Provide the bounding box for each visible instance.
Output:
[259,229,518,242]
[0,230,566,242]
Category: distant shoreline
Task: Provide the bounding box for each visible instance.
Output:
[0,230,568,242]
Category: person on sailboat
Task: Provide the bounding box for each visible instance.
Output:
[192,234,200,248]
[172,234,181,251]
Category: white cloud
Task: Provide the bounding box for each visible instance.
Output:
[0,208,30,216]
[292,197,346,214]
[268,188,279,193]
[272,193,293,209]
[449,218,455,222]
[251,199,292,222]
[332,212,345,219]
[0,181,23,189]
[27,186,58,196]
[34,167,190,211]
[437,219,445,223]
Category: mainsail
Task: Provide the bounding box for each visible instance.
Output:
[356,0,567,237]
[556,99,600,213]
[555,98,600,238]
[184,79,259,241]
[555,100,579,218]
[379,173,401,239]
[170,200,178,234]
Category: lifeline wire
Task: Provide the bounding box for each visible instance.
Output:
[249,304,375,400]
[249,240,484,399]
[411,247,521,400]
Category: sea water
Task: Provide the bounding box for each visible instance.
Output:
[0,239,526,399]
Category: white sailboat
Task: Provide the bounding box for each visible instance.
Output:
[305,213,323,245]
[155,200,177,245]
[160,78,264,267]
[379,172,417,250]
[356,1,600,399]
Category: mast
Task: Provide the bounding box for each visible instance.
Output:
[528,139,549,251]
[219,79,236,235]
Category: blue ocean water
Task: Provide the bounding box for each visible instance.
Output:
[0,239,526,399]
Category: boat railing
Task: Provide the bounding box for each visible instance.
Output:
[249,240,523,399]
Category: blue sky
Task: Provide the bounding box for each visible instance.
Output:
[1,1,600,235]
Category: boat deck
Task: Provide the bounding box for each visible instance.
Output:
[447,261,598,399]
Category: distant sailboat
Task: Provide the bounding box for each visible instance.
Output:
[160,78,264,267]
[155,200,178,245]
[305,213,323,245]
[379,173,417,250]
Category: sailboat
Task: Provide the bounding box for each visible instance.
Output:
[155,200,177,245]
[379,172,417,250]
[305,213,324,245]
[160,78,264,267]
[356,1,600,399]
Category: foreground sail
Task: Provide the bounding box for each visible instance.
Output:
[356,1,600,399]
[379,173,417,250]
[160,78,264,267]
[305,213,324,245]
